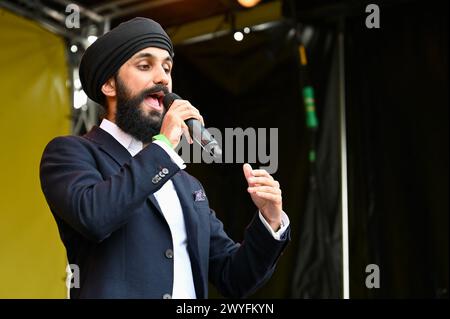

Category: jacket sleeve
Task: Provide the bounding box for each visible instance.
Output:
[39,136,180,243]
[208,209,290,298]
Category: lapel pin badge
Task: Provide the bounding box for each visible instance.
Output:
[193,190,206,202]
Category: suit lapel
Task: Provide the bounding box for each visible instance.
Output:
[147,194,163,215]
[84,126,131,167]
[83,126,163,216]
[171,171,207,298]
[171,172,199,250]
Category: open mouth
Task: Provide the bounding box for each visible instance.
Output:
[143,91,164,111]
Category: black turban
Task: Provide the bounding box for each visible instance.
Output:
[79,17,174,104]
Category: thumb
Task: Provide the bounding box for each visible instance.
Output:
[182,122,193,144]
[243,163,253,183]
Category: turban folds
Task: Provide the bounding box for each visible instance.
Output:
[79,17,174,104]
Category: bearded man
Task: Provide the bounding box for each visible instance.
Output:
[40,17,290,299]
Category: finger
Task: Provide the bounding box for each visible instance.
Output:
[251,169,273,179]
[243,163,253,183]
[254,191,282,204]
[168,99,189,110]
[182,122,193,144]
[182,104,200,115]
[178,109,203,122]
[171,101,201,116]
[250,170,281,188]
[247,176,277,187]
[169,101,203,122]
[172,102,197,113]
[248,186,281,195]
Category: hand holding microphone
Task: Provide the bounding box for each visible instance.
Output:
[158,94,203,148]
[162,93,222,158]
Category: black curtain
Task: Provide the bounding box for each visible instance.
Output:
[345,0,449,298]
[291,24,343,298]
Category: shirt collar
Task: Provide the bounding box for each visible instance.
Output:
[99,119,143,156]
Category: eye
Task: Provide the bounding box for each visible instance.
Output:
[162,63,172,74]
[137,64,150,71]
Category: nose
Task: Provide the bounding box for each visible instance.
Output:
[153,65,170,86]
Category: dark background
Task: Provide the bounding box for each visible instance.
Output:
[345,1,448,298]
[172,0,448,298]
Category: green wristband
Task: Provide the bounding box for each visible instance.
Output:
[152,134,173,149]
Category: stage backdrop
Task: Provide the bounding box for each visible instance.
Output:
[0,9,70,298]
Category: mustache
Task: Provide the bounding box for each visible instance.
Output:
[118,84,169,112]
[124,84,169,110]
[138,84,170,101]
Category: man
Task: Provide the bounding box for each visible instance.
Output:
[40,17,290,299]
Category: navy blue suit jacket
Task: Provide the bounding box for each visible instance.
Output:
[40,126,289,299]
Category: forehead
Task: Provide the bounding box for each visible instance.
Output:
[129,47,172,62]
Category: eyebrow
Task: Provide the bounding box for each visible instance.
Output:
[133,52,173,64]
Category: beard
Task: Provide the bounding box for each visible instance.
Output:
[115,76,169,144]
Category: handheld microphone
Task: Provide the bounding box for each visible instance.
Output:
[162,93,222,158]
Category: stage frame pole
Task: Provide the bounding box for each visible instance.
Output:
[338,18,350,299]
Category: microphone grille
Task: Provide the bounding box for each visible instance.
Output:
[163,93,182,109]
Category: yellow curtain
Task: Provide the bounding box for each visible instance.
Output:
[0,8,70,298]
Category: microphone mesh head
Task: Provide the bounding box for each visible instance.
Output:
[163,93,181,109]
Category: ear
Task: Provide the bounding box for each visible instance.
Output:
[101,77,116,98]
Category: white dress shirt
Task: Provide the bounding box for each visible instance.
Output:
[99,119,289,298]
